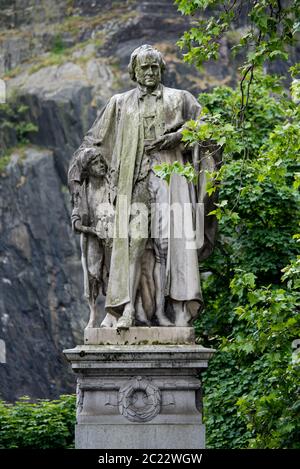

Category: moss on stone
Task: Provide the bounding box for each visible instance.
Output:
[0,153,12,173]
[3,66,22,79]
[27,34,105,74]
[0,144,43,174]
[57,8,137,39]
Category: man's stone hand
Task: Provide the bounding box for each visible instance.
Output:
[145,132,182,152]
[74,220,97,236]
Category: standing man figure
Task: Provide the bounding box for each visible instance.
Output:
[68,44,219,329]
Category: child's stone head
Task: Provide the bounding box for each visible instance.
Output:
[88,156,107,177]
[80,149,106,178]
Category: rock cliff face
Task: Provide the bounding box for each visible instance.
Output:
[0,147,84,398]
[0,0,238,401]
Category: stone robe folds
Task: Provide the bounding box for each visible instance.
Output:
[68,85,219,319]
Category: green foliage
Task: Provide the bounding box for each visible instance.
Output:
[153,161,198,185]
[0,154,12,173]
[0,99,38,171]
[51,34,65,55]
[176,0,300,70]
[0,101,38,146]
[176,0,300,116]
[16,121,39,144]
[0,395,76,449]
[202,263,300,449]
[191,79,300,448]
[182,72,287,156]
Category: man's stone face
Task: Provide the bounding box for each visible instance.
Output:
[135,52,161,89]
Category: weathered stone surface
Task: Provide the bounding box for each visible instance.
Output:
[84,327,195,345]
[0,147,88,400]
[76,424,205,450]
[64,344,214,449]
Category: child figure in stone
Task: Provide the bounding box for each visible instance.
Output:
[71,149,116,328]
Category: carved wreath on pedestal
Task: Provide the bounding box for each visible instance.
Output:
[118,376,161,422]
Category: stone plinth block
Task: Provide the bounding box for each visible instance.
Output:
[84,326,195,345]
[64,340,214,449]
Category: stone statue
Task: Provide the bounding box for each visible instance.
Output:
[68,44,220,330]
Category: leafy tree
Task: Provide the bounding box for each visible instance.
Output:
[173,0,300,448]
[176,0,300,117]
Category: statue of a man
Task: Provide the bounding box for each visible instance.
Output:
[68,44,219,329]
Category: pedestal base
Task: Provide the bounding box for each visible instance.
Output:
[64,341,214,449]
[76,423,206,449]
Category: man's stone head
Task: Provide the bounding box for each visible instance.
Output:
[128,45,166,90]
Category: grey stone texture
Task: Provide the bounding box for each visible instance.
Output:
[64,342,214,449]
[84,326,195,345]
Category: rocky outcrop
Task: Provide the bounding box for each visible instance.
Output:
[0,147,86,399]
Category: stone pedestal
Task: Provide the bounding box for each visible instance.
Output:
[64,328,214,449]
[84,326,196,345]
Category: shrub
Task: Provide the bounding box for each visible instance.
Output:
[0,394,76,449]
